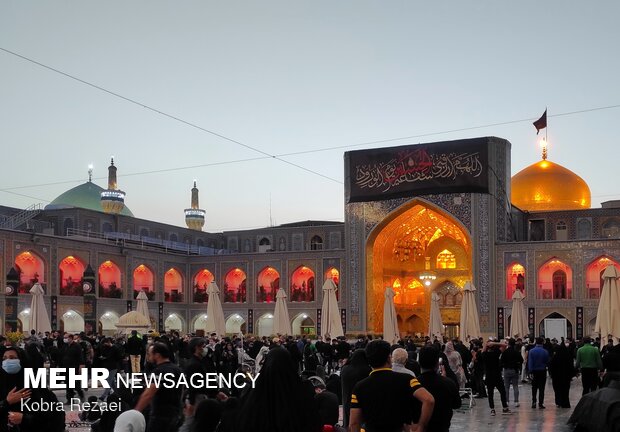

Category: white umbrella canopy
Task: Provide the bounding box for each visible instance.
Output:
[429,291,444,340]
[28,283,51,333]
[383,287,400,344]
[320,279,344,338]
[459,281,481,342]
[205,282,226,337]
[115,311,150,335]
[509,289,529,339]
[136,290,151,323]
[594,265,620,349]
[273,288,292,335]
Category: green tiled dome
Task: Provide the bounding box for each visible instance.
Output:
[45,181,134,217]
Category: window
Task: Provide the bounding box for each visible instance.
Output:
[552,270,567,299]
[290,266,315,302]
[193,269,214,303]
[139,228,149,238]
[257,267,279,302]
[506,263,525,299]
[576,219,591,239]
[224,268,247,303]
[585,256,620,299]
[310,235,323,250]
[102,222,113,234]
[164,268,183,303]
[602,219,620,238]
[529,219,545,241]
[170,233,178,243]
[556,221,568,241]
[538,259,572,299]
[436,249,456,269]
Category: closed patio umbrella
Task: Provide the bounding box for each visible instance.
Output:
[594,265,620,349]
[205,282,226,337]
[273,288,292,335]
[429,291,444,340]
[509,289,529,339]
[459,281,481,342]
[383,286,400,344]
[320,279,344,338]
[28,283,51,333]
[136,290,151,324]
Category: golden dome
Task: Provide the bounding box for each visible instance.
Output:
[511,159,591,211]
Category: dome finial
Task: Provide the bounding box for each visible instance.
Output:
[540,137,548,160]
[88,164,93,182]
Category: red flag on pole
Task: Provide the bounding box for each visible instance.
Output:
[533,109,547,134]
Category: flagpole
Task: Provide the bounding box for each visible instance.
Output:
[545,106,548,151]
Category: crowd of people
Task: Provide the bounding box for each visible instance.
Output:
[0,328,618,432]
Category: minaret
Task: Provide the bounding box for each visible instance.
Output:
[184,180,206,231]
[100,157,126,214]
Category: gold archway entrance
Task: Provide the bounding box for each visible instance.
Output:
[366,200,472,337]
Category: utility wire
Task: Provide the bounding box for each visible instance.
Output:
[0,47,341,184]
[2,47,620,194]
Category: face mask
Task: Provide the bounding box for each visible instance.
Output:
[202,347,209,356]
[63,338,69,343]
[2,359,21,374]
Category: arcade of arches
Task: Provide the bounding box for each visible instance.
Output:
[366,202,472,337]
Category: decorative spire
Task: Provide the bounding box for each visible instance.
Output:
[540,137,548,160]
[185,180,205,231]
[191,180,199,209]
[88,164,93,182]
[107,157,118,190]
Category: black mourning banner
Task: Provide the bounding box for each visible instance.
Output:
[344,137,492,203]
[83,265,97,334]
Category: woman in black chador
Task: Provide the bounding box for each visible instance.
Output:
[549,341,574,408]
[0,346,65,432]
[236,347,321,432]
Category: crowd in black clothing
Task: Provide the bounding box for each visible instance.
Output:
[0,329,618,432]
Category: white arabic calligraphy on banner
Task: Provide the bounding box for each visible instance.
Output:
[354,149,483,192]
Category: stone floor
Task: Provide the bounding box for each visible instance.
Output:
[55,378,588,431]
[451,379,584,432]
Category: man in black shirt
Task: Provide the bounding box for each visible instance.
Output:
[349,340,434,432]
[482,340,511,416]
[135,342,183,432]
[417,346,461,432]
[500,338,523,407]
[183,337,213,403]
[61,334,85,402]
[126,330,144,373]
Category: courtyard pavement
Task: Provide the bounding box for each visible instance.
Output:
[451,379,584,432]
[54,377,588,431]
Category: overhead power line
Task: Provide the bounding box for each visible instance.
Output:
[0,47,341,184]
[2,47,620,196]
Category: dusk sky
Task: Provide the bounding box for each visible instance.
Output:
[1,2,619,232]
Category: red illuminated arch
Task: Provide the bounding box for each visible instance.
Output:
[59,255,85,296]
[291,265,315,302]
[224,268,247,303]
[193,269,214,303]
[164,268,183,303]
[15,251,46,294]
[538,258,572,299]
[133,264,155,300]
[506,262,525,299]
[99,260,122,298]
[257,267,280,303]
[585,256,620,299]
